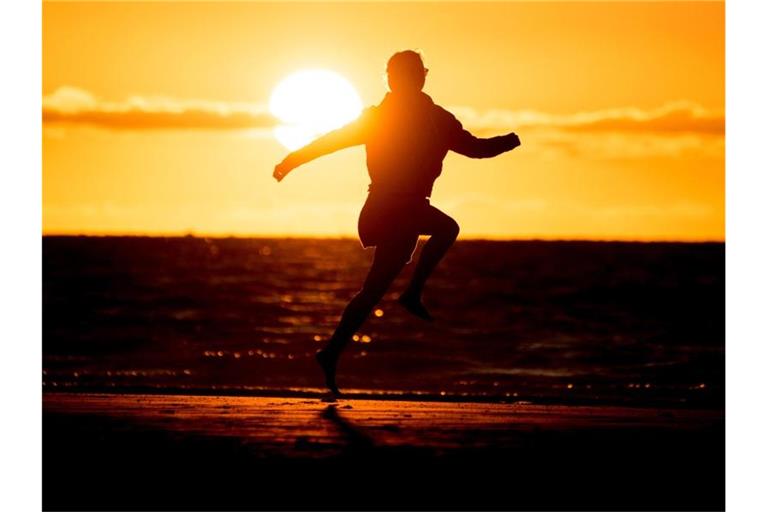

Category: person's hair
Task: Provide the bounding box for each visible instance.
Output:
[386,50,427,92]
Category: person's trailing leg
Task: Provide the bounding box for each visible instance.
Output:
[318,236,416,395]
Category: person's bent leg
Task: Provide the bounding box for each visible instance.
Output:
[318,236,417,394]
[399,206,460,320]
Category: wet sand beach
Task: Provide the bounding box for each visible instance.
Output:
[44,392,724,511]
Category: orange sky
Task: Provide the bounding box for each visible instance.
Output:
[43,1,724,240]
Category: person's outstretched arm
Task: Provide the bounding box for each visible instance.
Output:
[273,109,373,182]
[443,111,520,158]
[450,127,521,158]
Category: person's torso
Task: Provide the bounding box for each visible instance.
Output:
[364,92,455,198]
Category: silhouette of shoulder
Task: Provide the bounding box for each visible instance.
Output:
[429,105,465,143]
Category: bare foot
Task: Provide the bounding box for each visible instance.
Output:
[397,292,434,321]
[315,349,342,396]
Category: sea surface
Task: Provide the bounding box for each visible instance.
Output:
[43,236,724,407]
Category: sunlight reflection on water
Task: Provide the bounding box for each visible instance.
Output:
[43,237,724,406]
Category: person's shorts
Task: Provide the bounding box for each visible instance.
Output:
[357,192,429,250]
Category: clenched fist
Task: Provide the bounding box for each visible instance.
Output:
[273,161,292,182]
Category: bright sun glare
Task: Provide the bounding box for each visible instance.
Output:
[269,69,363,150]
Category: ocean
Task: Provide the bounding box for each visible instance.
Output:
[43,236,724,407]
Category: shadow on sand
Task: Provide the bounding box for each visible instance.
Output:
[322,404,376,451]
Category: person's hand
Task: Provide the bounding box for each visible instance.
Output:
[508,132,521,149]
[273,161,292,182]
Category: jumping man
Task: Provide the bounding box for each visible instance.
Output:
[273,50,521,395]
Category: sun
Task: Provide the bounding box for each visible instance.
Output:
[269,69,363,150]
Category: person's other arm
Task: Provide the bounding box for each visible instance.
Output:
[446,113,521,158]
[273,109,373,182]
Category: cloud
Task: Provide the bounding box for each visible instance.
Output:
[449,101,724,135]
[43,86,277,130]
[43,86,723,139]
[523,131,725,160]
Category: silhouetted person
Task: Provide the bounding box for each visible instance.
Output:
[273,50,520,395]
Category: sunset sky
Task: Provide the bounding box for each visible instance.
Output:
[43,1,724,240]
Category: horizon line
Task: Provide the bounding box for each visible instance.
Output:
[41,231,725,244]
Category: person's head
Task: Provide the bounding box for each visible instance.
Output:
[386,50,428,93]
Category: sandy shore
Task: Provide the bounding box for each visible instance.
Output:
[44,392,724,511]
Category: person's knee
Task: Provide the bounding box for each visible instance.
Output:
[443,217,460,242]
